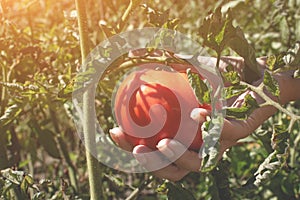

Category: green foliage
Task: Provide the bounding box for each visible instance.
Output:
[263,70,280,97]
[165,182,196,200]
[0,0,300,199]
[186,68,211,104]
[199,5,261,83]
[225,93,259,120]
[222,65,241,85]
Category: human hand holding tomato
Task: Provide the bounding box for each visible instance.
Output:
[113,65,211,152]
[110,52,300,181]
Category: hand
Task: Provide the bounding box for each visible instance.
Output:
[110,54,300,181]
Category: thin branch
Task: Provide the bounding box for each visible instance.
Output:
[240,81,300,132]
[125,176,154,200]
[117,0,141,32]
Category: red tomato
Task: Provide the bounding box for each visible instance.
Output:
[114,66,211,151]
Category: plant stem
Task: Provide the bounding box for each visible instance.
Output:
[117,0,141,32]
[49,106,78,192]
[1,62,7,116]
[0,62,9,170]
[240,81,300,131]
[75,0,103,199]
[125,176,154,200]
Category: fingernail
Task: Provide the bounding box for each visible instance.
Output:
[157,141,175,158]
[190,108,206,123]
[134,153,147,165]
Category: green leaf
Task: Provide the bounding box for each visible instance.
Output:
[24,174,35,186]
[222,66,241,85]
[214,18,229,46]
[20,177,29,194]
[166,182,196,200]
[225,85,247,99]
[226,26,261,83]
[162,18,180,30]
[199,6,261,83]
[0,104,23,127]
[263,70,280,97]
[32,192,46,200]
[266,55,276,71]
[186,68,211,104]
[29,121,61,159]
[38,130,61,159]
[252,125,288,187]
[225,93,259,120]
[200,116,223,172]
[266,54,286,71]
[104,174,125,188]
[271,124,289,154]
[212,160,232,200]
[142,4,170,27]
[58,66,98,98]
[0,168,24,185]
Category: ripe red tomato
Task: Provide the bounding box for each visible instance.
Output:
[113,65,211,151]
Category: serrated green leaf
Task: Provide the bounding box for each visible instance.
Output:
[199,6,261,83]
[266,54,286,71]
[252,124,289,187]
[226,26,261,83]
[0,168,24,185]
[266,55,276,71]
[271,124,288,154]
[225,93,259,120]
[263,70,280,97]
[200,116,223,172]
[225,85,247,99]
[186,68,211,104]
[222,69,241,85]
[225,106,249,120]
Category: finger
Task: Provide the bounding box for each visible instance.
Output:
[221,105,277,142]
[153,165,190,182]
[133,145,189,182]
[156,139,202,172]
[190,107,211,123]
[109,127,133,151]
[256,56,268,69]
